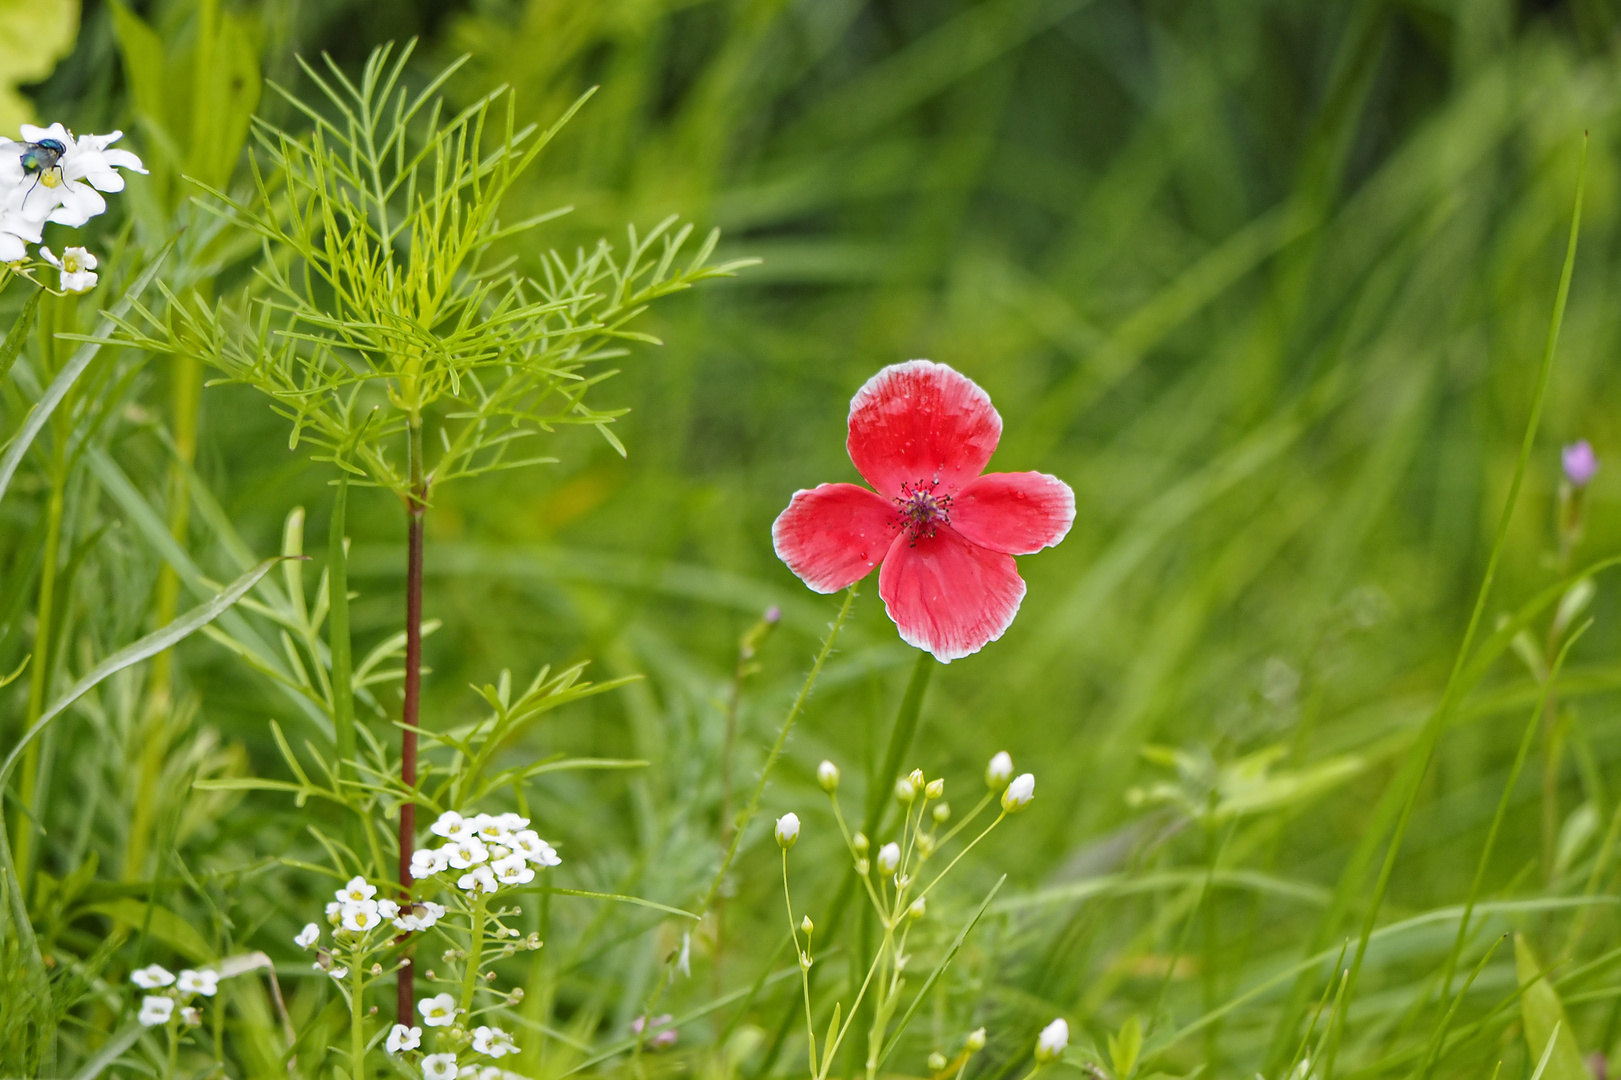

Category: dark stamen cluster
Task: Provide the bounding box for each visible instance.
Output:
[892,479,952,544]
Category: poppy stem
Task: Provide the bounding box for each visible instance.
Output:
[398,414,426,1026]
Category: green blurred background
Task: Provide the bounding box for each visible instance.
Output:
[9,0,1621,1075]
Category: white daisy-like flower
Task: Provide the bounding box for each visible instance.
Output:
[0,125,146,227]
[386,1023,423,1053]
[177,969,218,997]
[419,992,458,1027]
[336,875,377,903]
[411,847,449,879]
[295,923,320,949]
[423,1054,459,1080]
[137,995,174,1027]
[472,1025,519,1057]
[341,899,382,933]
[39,245,95,293]
[131,964,175,989]
[513,830,561,867]
[492,854,535,886]
[445,838,489,869]
[458,865,498,895]
[431,810,474,841]
[378,898,401,919]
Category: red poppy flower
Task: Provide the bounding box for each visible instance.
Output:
[772,360,1074,661]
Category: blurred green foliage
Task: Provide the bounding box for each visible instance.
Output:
[8,0,1621,1077]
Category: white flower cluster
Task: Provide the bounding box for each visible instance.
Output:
[410,810,560,895]
[0,123,145,293]
[130,963,219,1028]
[295,876,448,979]
[392,994,521,1075]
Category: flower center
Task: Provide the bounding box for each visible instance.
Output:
[894,480,951,543]
[40,170,61,189]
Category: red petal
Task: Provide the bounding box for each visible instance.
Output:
[877,526,1025,662]
[772,483,898,593]
[847,360,1002,498]
[951,472,1075,554]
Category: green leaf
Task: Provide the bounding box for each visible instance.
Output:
[1515,933,1592,1080]
[1110,1015,1144,1079]
[0,0,77,131]
[80,900,211,962]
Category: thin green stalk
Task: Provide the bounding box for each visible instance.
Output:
[14,430,65,889]
[698,587,857,916]
[784,851,817,1077]
[463,889,488,1014]
[1429,624,1587,1053]
[1320,135,1587,1080]
[352,961,367,1078]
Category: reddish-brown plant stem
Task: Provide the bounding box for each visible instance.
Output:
[398,416,426,1026]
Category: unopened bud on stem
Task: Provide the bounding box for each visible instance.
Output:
[986,751,1014,790]
[818,760,840,792]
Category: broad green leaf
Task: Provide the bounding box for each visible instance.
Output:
[0,0,77,132]
[1110,1015,1144,1079]
[81,900,212,962]
[1515,933,1592,1080]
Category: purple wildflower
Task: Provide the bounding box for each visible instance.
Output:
[1564,441,1599,487]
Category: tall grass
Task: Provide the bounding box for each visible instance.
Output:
[5,1,1621,1079]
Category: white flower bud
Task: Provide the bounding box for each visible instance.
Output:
[908,897,926,920]
[933,802,951,823]
[966,1028,987,1052]
[876,842,900,875]
[818,760,840,792]
[775,812,801,849]
[1034,1018,1068,1063]
[925,778,944,799]
[856,858,870,876]
[853,831,870,855]
[908,768,925,787]
[986,751,1014,790]
[895,777,916,803]
[1001,773,1035,813]
[929,1052,949,1073]
[801,916,814,937]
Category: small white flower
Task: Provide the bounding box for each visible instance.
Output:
[472,1025,519,1057]
[336,875,377,903]
[411,847,449,879]
[513,830,561,867]
[341,899,382,933]
[423,1052,459,1080]
[180,1006,202,1026]
[327,965,349,980]
[386,1023,423,1053]
[394,900,446,932]
[325,900,342,924]
[177,969,219,997]
[775,813,800,849]
[378,898,401,919]
[818,760,840,792]
[490,812,529,833]
[1001,773,1035,813]
[986,751,1014,789]
[876,842,900,875]
[458,865,499,895]
[1035,1018,1068,1063]
[295,923,320,949]
[431,810,472,840]
[492,853,535,886]
[458,1068,501,1080]
[137,995,174,1027]
[445,838,489,869]
[131,964,175,989]
[419,992,458,1027]
[38,245,96,293]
